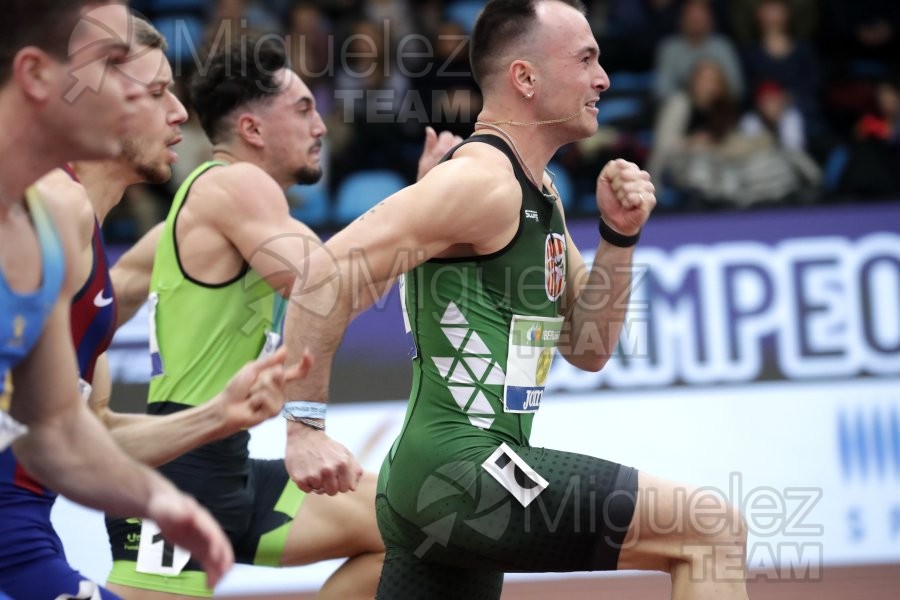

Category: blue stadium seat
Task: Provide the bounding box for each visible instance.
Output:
[824,145,850,193]
[288,181,330,228]
[445,0,485,32]
[596,97,644,125]
[335,170,407,224]
[608,71,656,94]
[546,161,574,210]
[154,16,205,62]
[144,0,206,10]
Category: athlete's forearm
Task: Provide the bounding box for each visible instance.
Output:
[558,242,636,371]
[12,400,180,517]
[283,253,351,405]
[88,353,224,467]
[104,399,229,467]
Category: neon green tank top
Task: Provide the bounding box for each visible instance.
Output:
[147,161,280,409]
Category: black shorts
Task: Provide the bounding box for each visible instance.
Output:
[106,432,304,597]
[375,445,638,600]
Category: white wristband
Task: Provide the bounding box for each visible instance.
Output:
[282,400,327,421]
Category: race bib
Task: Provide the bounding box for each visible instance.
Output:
[135,519,191,577]
[482,443,549,507]
[503,315,563,413]
[147,292,165,378]
[258,330,282,359]
[0,410,27,452]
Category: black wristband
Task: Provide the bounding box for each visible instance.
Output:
[599,218,641,247]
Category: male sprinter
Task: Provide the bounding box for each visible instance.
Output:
[105,36,459,599]
[0,1,233,595]
[282,1,750,598]
[0,17,306,599]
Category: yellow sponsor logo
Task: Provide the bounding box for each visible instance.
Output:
[535,348,552,387]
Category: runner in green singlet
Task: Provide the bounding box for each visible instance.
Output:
[281,1,750,599]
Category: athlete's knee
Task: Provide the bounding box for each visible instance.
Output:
[687,491,744,539]
[679,493,747,564]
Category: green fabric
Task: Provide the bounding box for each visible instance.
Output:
[381,136,568,528]
[107,560,212,597]
[253,480,307,566]
[148,161,276,407]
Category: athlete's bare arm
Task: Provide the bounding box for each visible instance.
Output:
[37,170,95,243]
[556,159,655,371]
[88,347,309,467]
[111,222,163,327]
[184,163,320,296]
[8,202,234,587]
[39,170,310,466]
[282,143,521,495]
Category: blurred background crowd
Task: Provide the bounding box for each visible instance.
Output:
[107,0,900,241]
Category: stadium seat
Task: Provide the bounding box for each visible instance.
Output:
[824,145,850,193]
[153,16,205,62]
[445,0,485,32]
[608,71,656,94]
[334,170,407,224]
[596,97,645,125]
[288,181,330,228]
[546,161,574,210]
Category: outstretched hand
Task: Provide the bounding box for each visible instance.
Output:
[596,158,656,236]
[219,347,311,432]
[417,126,464,181]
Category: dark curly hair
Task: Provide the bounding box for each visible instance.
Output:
[189,35,289,143]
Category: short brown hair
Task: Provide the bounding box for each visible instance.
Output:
[469,0,586,88]
[132,15,168,53]
[0,0,102,85]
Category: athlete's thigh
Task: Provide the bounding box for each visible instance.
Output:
[2,555,122,600]
[616,470,739,572]
[280,470,384,566]
[376,545,503,600]
[381,445,637,573]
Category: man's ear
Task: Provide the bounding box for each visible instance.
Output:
[12,47,58,103]
[236,112,265,149]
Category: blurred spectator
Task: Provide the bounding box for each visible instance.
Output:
[650,60,819,208]
[741,0,820,129]
[818,0,900,134]
[412,20,481,139]
[650,60,741,179]
[878,78,900,145]
[835,77,900,197]
[654,0,744,101]
[740,81,806,150]
[366,0,416,41]
[822,0,900,76]
[596,0,682,73]
[287,1,336,115]
[730,0,818,45]
[329,19,416,186]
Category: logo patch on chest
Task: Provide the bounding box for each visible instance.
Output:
[544,233,566,301]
